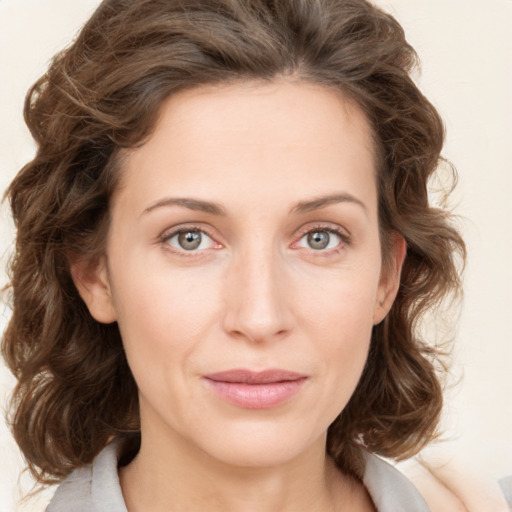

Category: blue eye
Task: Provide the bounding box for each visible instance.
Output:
[166,230,216,251]
[298,230,343,251]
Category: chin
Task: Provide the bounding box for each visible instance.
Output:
[191,420,326,469]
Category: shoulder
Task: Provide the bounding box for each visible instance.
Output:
[46,465,95,512]
[46,441,127,512]
[396,455,511,512]
[362,452,431,511]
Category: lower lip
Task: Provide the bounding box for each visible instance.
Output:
[203,378,307,409]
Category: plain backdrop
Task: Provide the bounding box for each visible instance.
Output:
[1,0,511,510]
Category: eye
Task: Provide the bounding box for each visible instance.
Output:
[165,229,216,252]
[296,229,345,251]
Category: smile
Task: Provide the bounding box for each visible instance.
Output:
[202,369,309,409]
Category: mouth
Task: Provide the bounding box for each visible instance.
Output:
[202,369,309,409]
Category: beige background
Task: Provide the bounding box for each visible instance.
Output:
[1,0,511,510]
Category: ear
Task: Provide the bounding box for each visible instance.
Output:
[373,232,406,325]
[69,254,117,324]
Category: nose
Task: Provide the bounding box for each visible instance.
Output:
[221,245,293,344]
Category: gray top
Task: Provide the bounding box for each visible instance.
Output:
[501,475,512,509]
[46,441,431,512]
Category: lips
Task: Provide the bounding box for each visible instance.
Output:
[202,369,308,409]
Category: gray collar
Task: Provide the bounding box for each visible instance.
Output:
[47,442,430,512]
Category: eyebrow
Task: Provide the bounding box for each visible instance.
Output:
[291,193,367,215]
[141,192,367,218]
[141,197,227,217]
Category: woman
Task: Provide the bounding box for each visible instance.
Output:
[3,0,503,510]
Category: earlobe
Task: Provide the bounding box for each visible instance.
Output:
[373,233,407,325]
[69,254,117,324]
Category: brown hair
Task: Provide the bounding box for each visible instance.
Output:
[3,0,465,483]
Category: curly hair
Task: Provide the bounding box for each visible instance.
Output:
[2,0,465,484]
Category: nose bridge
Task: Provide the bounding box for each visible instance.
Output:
[223,238,291,343]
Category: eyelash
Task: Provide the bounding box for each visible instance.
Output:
[158,223,351,257]
[159,224,220,257]
[294,224,351,254]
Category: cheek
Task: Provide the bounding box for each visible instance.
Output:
[296,261,381,341]
[108,255,224,383]
[293,265,380,411]
[318,296,374,388]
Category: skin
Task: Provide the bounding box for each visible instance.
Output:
[72,80,405,512]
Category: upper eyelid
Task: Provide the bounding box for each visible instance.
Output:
[160,223,216,240]
[295,222,351,240]
[160,223,348,235]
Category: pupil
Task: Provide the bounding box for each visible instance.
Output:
[178,231,201,250]
[307,231,329,250]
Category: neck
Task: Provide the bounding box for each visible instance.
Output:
[119,406,374,512]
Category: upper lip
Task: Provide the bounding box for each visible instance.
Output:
[203,369,308,384]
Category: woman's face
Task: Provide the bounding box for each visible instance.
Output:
[76,81,403,468]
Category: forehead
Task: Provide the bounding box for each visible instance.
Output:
[143,80,376,160]
[114,80,378,215]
